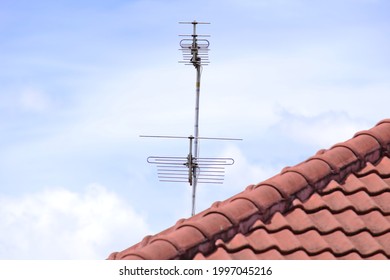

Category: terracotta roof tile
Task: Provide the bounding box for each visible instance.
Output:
[283,250,312,260]
[358,211,390,235]
[177,212,232,240]
[376,233,390,252]
[358,174,390,194]
[228,248,259,260]
[310,251,337,260]
[108,119,390,260]
[297,230,331,253]
[194,247,230,260]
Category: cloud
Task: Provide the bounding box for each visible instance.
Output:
[0,184,150,259]
[267,111,372,149]
[19,87,51,113]
[222,144,280,187]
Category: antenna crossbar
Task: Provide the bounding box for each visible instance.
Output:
[179,21,210,24]
[140,135,242,141]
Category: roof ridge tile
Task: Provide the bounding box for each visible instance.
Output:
[121,239,179,260]
[260,171,310,200]
[206,198,259,227]
[177,212,232,240]
[230,185,285,219]
[309,146,359,175]
[376,119,390,125]
[333,134,381,163]
[282,159,333,189]
[354,121,390,159]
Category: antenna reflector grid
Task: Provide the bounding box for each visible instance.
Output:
[179,21,210,67]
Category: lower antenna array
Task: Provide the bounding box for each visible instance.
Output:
[147,156,234,185]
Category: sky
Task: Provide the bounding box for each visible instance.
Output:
[0,0,389,259]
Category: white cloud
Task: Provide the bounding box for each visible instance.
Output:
[0,184,150,259]
[19,88,51,113]
[222,144,280,187]
[268,111,372,149]
[200,44,390,139]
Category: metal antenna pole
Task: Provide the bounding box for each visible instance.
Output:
[179,20,210,216]
[192,21,201,217]
[192,66,201,216]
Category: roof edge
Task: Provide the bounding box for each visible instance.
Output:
[108,119,390,260]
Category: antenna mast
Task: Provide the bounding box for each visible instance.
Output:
[179,20,210,216]
[141,21,241,217]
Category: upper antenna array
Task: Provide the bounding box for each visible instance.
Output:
[141,21,241,217]
[179,21,210,67]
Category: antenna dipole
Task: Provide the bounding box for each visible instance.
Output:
[179,20,210,216]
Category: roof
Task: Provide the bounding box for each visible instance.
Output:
[108,119,390,260]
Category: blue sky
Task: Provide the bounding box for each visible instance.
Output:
[0,0,389,259]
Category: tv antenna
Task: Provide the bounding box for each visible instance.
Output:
[141,21,241,217]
